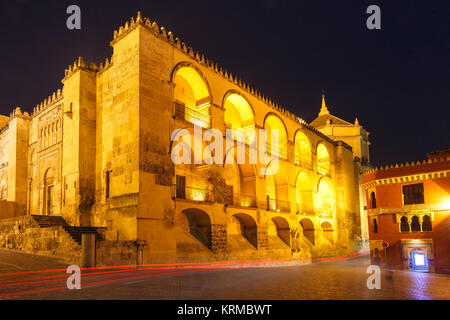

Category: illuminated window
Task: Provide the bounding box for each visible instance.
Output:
[414,253,425,266]
[402,183,424,205]
[294,131,312,167]
[264,114,288,159]
[317,143,330,175]
[224,93,255,144]
[173,66,211,128]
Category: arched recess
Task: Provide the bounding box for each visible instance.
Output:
[294,131,312,167]
[400,216,410,232]
[223,146,258,207]
[411,216,421,232]
[299,218,315,246]
[295,170,314,214]
[263,113,288,159]
[422,215,432,231]
[171,128,213,202]
[317,143,330,175]
[268,217,291,246]
[370,192,377,209]
[317,178,334,217]
[265,161,290,212]
[227,213,258,248]
[223,92,256,144]
[43,167,55,215]
[321,222,334,244]
[172,64,211,128]
[181,208,212,249]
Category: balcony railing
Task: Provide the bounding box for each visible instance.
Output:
[174,101,211,128]
[175,185,212,202]
[267,140,288,160]
[295,154,312,169]
[317,162,330,175]
[231,194,258,208]
[296,203,315,216]
[267,197,291,212]
[224,125,256,145]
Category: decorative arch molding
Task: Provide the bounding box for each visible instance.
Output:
[170,61,213,103]
[262,112,290,142]
[222,89,256,116]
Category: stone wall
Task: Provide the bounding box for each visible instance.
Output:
[95,240,139,267]
[0,201,25,220]
[0,216,81,264]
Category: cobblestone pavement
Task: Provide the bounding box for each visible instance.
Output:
[0,249,449,300]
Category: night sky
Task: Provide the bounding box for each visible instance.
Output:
[0,0,449,167]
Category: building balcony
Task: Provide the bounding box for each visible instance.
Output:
[294,155,312,169]
[296,203,315,216]
[175,185,212,203]
[224,124,256,145]
[267,197,291,212]
[266,140,288,160]
[174,101,211,129]
[229,194,258,209]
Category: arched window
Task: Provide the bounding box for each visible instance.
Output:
[173,65,211,128]
[422,215,432,232]
[295,171,313,214]
[371,192,377,209]
[411,215,421,232]
[294,131,312,167]
[264,114,288,159]
[372,218,378,233]
[317,143,330,175]
[224,93,255,144]
[317,179,333,217]
[400,216,410,232]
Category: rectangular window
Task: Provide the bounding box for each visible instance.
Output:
[402,183,424,205]
[106,171,111,200]
[176,175,186,199]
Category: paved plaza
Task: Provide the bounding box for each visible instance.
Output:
[0,249,448,300]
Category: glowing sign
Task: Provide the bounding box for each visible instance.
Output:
[414,253,425,266]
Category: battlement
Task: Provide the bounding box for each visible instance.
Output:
[32,88,63,116]
[63,56,99,80]
[97,56,113,74]
[10,107,30,120]
[366,156,450,174]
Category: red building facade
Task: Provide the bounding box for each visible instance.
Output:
[362,149,450,273]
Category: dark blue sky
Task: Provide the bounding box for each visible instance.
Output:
[0,0,449,166]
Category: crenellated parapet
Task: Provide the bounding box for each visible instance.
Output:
[32,88,63,116]
[362,153,450,186]
[63,57,99,81]
[97,56,114,74]
[10,107,30,120]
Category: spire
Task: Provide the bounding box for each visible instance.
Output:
[354,117,359,126]
[319,90,330,116]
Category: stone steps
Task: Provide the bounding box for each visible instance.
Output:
[31,215,105,245]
